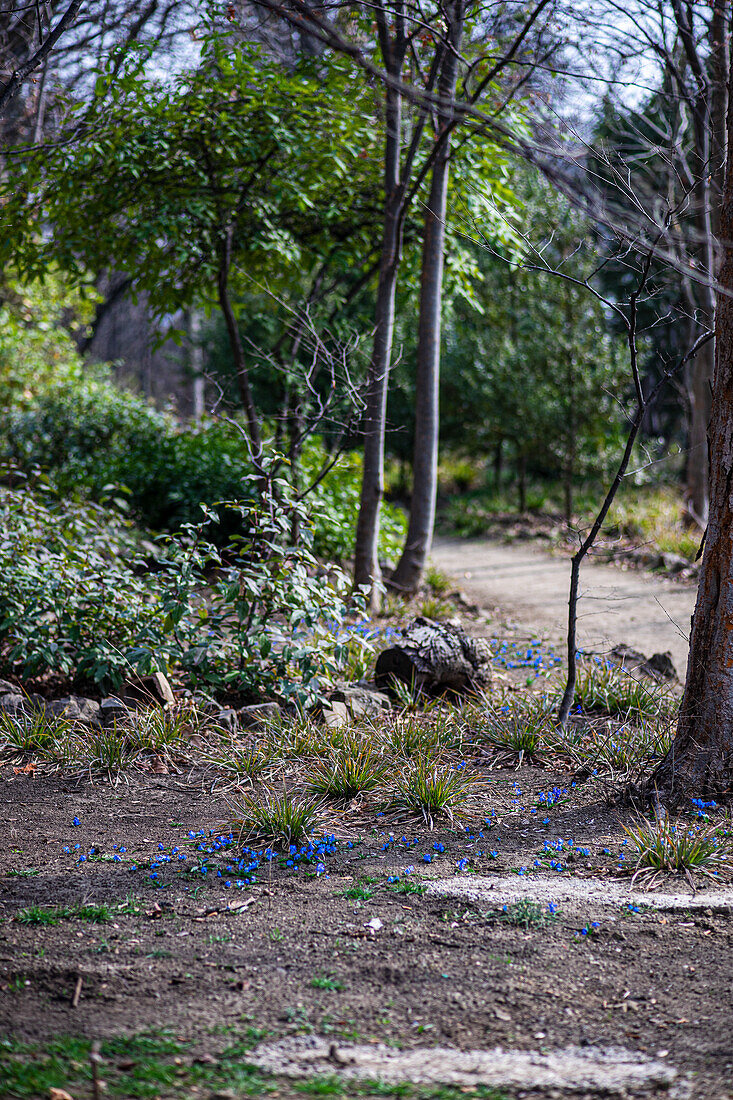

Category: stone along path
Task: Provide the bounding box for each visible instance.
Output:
[431,535,697,680]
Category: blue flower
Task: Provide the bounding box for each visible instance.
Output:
[72,816,80,827]
[422,854,433,863]
[456,858,469,872]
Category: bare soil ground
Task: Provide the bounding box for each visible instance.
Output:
[2,754,732,1100]
[0,543,728,1100]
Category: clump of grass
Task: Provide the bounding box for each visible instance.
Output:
[0,710,71,757]
[16,905,66,926]
[382,712,463,760]
[425,565,452,596]
[231,789,322,848]
[16,901,119,925]
[484,899,558,929]
[342,881,374,900]
[333,634,374,681]
[623,816,733,886]
[575,662,676,719]
[390,761,475,825]
[85,728,136,775]
[387,880,427,896]
[305,740,387,801]
[205,740,276,783]
[606,485,700,561]
[271,715,326,758]
[571,718,674,779]
[477,697,555,765]
[129,704,195,756]
[418,595,452,621]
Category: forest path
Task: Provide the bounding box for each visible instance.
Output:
[431,535,697,680]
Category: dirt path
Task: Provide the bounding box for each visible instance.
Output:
[431,535,696,680]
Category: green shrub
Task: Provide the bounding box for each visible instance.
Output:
[0,278,405,562]
[0,479,166,687]
[302,441,406,562]
[0,473,356,702]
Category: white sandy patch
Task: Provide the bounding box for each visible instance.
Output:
[427,874,733,912]
[248,1035,676,1093]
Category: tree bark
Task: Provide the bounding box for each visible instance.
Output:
[679,1,729,527]
[652,50,733,796]
[390,2,464,595]
[685,334,713,526]
[217,237,263,464]
[353,68,404,607]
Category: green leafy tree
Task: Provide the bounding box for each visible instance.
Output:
[5,35,384,467]
[441,181,626,516]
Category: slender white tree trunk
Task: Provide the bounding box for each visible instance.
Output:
[353,75,404,607]
[390,3,464,594]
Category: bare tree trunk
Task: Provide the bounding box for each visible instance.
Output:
[187,309,205,422]
[390,2,464,595]
[652,75,733,795]
[353,76,403,607]
[678,0,729,528]
[685,334,713,526]
[217,233,263,464]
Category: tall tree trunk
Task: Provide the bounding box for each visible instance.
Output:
[353,78,403,607]
[680,1,729,528]
[390,2,464,595]
[652,50,733,797]
[685,335,713,525]
[217,236,263,464]
[389,163,447,593]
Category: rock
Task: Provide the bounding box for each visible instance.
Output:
[323,700,349,729]
[237,702,282,728]
[646,651,677,680]
[661,551,690,575]
[100,697,132,728]
[609,644,677,681]
[123,671,175,707]
[609,644,647,669]
[0,679,17,695]
[0,693,29,717]
[375,617,491,698]
[329,684,391,718]
[213,708,239,734]
[46,696,101,727]
[0,692,45,718]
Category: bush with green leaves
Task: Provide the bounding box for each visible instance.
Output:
[301,441,407,563]
[0,277,405,562]
[0,478,166,688]
[0,471,358,702]
[158,472,360,704]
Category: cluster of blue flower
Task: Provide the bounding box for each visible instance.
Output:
[490,639,562,672]
[536,787,568,807]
